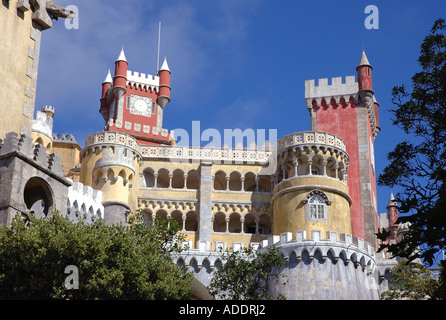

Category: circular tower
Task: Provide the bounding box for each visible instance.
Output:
[79,131,141,225]
[271,131,351,238]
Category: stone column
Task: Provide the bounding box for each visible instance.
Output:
[198,161,213,251]
[183,173,188,189]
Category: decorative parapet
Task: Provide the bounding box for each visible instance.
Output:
[304,76,359,109]
[138,198,198,213]
[52,133,78,145]
[139,145,272,164]
[126,70,159,92]
[67,180,104,222]
[93,145,138,172]
[171,229,376,272]
[277,131,346,153]
[84,131,273,164]
[261,230,375,270]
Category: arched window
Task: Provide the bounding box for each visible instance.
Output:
[229,172,242,191]
[171,169,185,189]
[157,169,170,188]
[214,170,227,190]
[303,190,331,222]
[244,213,257,234]
[143,168,155,187]
[244,172,256,192]
[258,213,272,235]
[185,211,198,232]
[257,175,272,192]
[187,170,200,190]
[213,212,226,232]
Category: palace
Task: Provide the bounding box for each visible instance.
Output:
[0,0,403,299]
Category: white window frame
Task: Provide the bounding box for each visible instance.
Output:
[303,190,331,223]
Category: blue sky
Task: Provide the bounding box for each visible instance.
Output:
[35,0,445,219]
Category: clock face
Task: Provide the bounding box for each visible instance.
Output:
[129,95,153,117]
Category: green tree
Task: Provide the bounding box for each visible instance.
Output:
[377,18,446,267]
[208,245,287,300]
[0,211,193,300]
[381,259,443,300]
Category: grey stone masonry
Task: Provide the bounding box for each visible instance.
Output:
[197,161,213,251]
[0,131,71,225]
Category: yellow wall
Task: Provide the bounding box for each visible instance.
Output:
[32,131,52,150]
[272,176,351,238]
[51,141,82,176]
[0,1,38,137]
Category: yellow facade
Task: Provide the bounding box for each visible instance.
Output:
[272,176,351,238]
[0,1,40,138]
[72,130,352,250]
[32,131,52,150]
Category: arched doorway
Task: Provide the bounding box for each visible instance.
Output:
[23,177,54,218]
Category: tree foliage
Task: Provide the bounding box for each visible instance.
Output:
[377,18,446,266]
[381,259,445,300]
[208,246,287,300]
[0,211,193,300]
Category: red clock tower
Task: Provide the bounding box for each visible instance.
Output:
[99,48,173,146]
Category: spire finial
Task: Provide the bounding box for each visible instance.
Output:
[117,46,127,62]
[103,69,112,83]
[358,50,371,67]
[159,56,170,72]
[387,192,398,207]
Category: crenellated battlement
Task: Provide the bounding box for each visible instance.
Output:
[32,107,54,140]
[171,229,381,298]
[67,180,104,223]
[305,76,359,109]
[126,70,159,91]
[171,229,375,272]
[0,132,65,178]
[305,76,358,99]
[52,133,78,144]
[92,145,140,172]
[261,230,375,268]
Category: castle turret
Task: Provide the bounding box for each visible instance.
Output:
[386,193,399,240]
[272,131,351,238]
[356,50,373,92]
[100,70,112,121]
[32,105,55,150]
[101,69,112,99]
[112,47,128,100]
[157,57,171,109]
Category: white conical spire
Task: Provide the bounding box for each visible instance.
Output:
[387,192,398,207]
[358,50,371,67]
[159,57,170,72]
[117,46,127,62]
[103,69,112,83]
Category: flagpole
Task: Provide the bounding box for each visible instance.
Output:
[157,20,161,72]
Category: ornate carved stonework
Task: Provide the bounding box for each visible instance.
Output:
[17,0,75,30]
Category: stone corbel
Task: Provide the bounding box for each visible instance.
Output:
[17,0,31,11]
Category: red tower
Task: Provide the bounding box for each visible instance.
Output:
[99,48,173,146]
[304,51,380,248]
[386,193,399,240]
